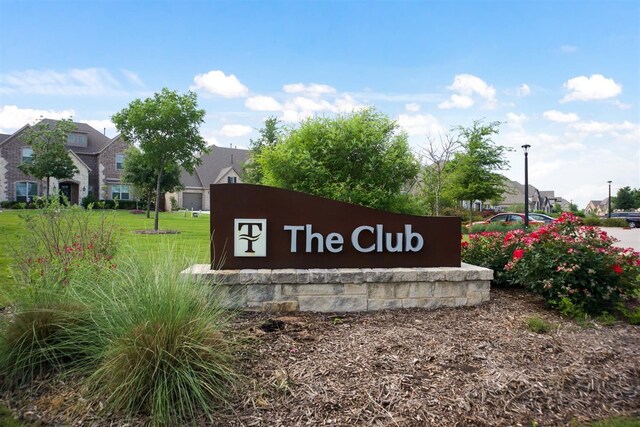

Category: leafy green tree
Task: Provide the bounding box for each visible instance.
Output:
[122,147,183,218]
[444,121,510,222]
[112,88,208,230]
[614,186,636,210]
[18,118,79,197]
[257,108,420,213]
[243,116,282,184]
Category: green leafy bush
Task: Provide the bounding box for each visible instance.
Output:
[462,230,524,286]
[582,216,603,227]
[602,218,630,228]
[526,316,552,334]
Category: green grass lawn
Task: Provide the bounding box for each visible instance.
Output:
[0,209,211,305]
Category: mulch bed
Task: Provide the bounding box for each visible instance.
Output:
[2,288,639,426]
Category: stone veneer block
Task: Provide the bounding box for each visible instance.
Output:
[271,269,298,284]
[212,284,247,308]
[297,295,367,312]
[415,267,446,282]
[394,283,410,299]
[368,283,396,299]
[469,281,491,292]
[324,269,341,283]
[364,268,393,283]
[337,268,364,284]
[247,284,276,302]
[295,269,310,283]
[402,298,439,309]
[212,270,241,284]
[309,269,329,283]
[368,299,403,311]
[282,283,345,296]
[444,269,467,282]
[392,268,418,282]
[344,283,367,295]
[262,301,299,312]
[461,263,494,281]
[435,282,467,298]
[408,282,435,298]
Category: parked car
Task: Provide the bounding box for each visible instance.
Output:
[528,213,556,224]
[469,213,544,227]
[610,212,640,228]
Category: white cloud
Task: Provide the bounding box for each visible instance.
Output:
[570,120,637,135]
[121,69,144,87]
[438,94,474,109]
[283,83,336,95]
[280,94,362,123]
[191,70,249,98]
[219,124,253,137]
[0,68,125,96]
[613,100,632,110]
[245,95,282,111]
[517,84,531,97]
[506,112,528,128]
[543,110,580,123]
[405,102,420,112]
[439,74,496,109]
[332,94,361,113]
[397,113,443,136]
[0,105,76,133]
[561,74,622,102]
[560,45,578,53]
[84,119,116,137]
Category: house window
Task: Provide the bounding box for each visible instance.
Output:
[115,153,125,170]
[21,147,33,163]
[111,184,130,200]
[67,133,88,147]
[16,181,38,202]
[227,176,237,183]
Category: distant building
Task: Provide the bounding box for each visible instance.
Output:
[166,145,249,211]
[584,198,610,216]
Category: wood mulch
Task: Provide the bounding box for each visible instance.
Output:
[2,288,639,426]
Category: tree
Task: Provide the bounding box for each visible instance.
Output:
[420,130,461,215]
[112,88,208,230]
[256,108,420,213]
[18,118,79,197]
[444,121,510,222]
[122,147,183,218]
[614,186,636,210]
[243,116,282,184]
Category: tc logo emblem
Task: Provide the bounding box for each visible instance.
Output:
[234,219,267,257]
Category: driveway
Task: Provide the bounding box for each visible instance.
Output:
[601,227,640,251]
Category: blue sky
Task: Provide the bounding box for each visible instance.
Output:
[1,0,638,208]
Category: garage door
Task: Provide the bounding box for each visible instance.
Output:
[182,192,202,210]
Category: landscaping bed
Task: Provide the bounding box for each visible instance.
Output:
[2,288,639,426]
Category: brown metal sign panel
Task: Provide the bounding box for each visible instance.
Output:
[210,184,461,269]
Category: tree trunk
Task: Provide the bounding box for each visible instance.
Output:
[46,176,50,197]
[469,200,473,227]
[146,189,152,219]
[154,160,164,231]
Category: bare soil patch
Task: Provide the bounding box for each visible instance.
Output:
[2,288,639,426]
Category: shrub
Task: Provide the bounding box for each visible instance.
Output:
[463,212,640,316]
[582,216,603,227]
[526,316,552,334]
[602,218,630,228]
[11,197,118,290]
[506,213,640,315]
[81,193,97,208]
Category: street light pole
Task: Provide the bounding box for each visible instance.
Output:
[522,144,531,229]
[608,180,612,218]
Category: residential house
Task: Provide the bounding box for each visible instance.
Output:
[495,180,554,213]
[0,119,130,204]
[167,145,249,211]
[584,199,610,216]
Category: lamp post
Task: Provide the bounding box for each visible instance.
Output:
[607,180,612,218]
[522,144,531,229]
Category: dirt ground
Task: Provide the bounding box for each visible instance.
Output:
[2,288,639,426]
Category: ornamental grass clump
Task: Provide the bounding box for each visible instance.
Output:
[463,213,640,316]
[86,250,239,425]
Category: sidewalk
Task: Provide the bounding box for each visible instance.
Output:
[601,227,640,251]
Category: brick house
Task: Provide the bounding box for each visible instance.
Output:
[167,145,249,211]
[0,119,130,204]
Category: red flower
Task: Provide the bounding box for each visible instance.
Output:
[461,241,469,248]
[612,264,623,275]
[513,249,525,260]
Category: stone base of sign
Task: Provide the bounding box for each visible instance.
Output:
[181,263,493,313]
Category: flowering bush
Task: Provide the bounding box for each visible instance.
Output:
[463,212,640,316]
[12,197,118,290]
